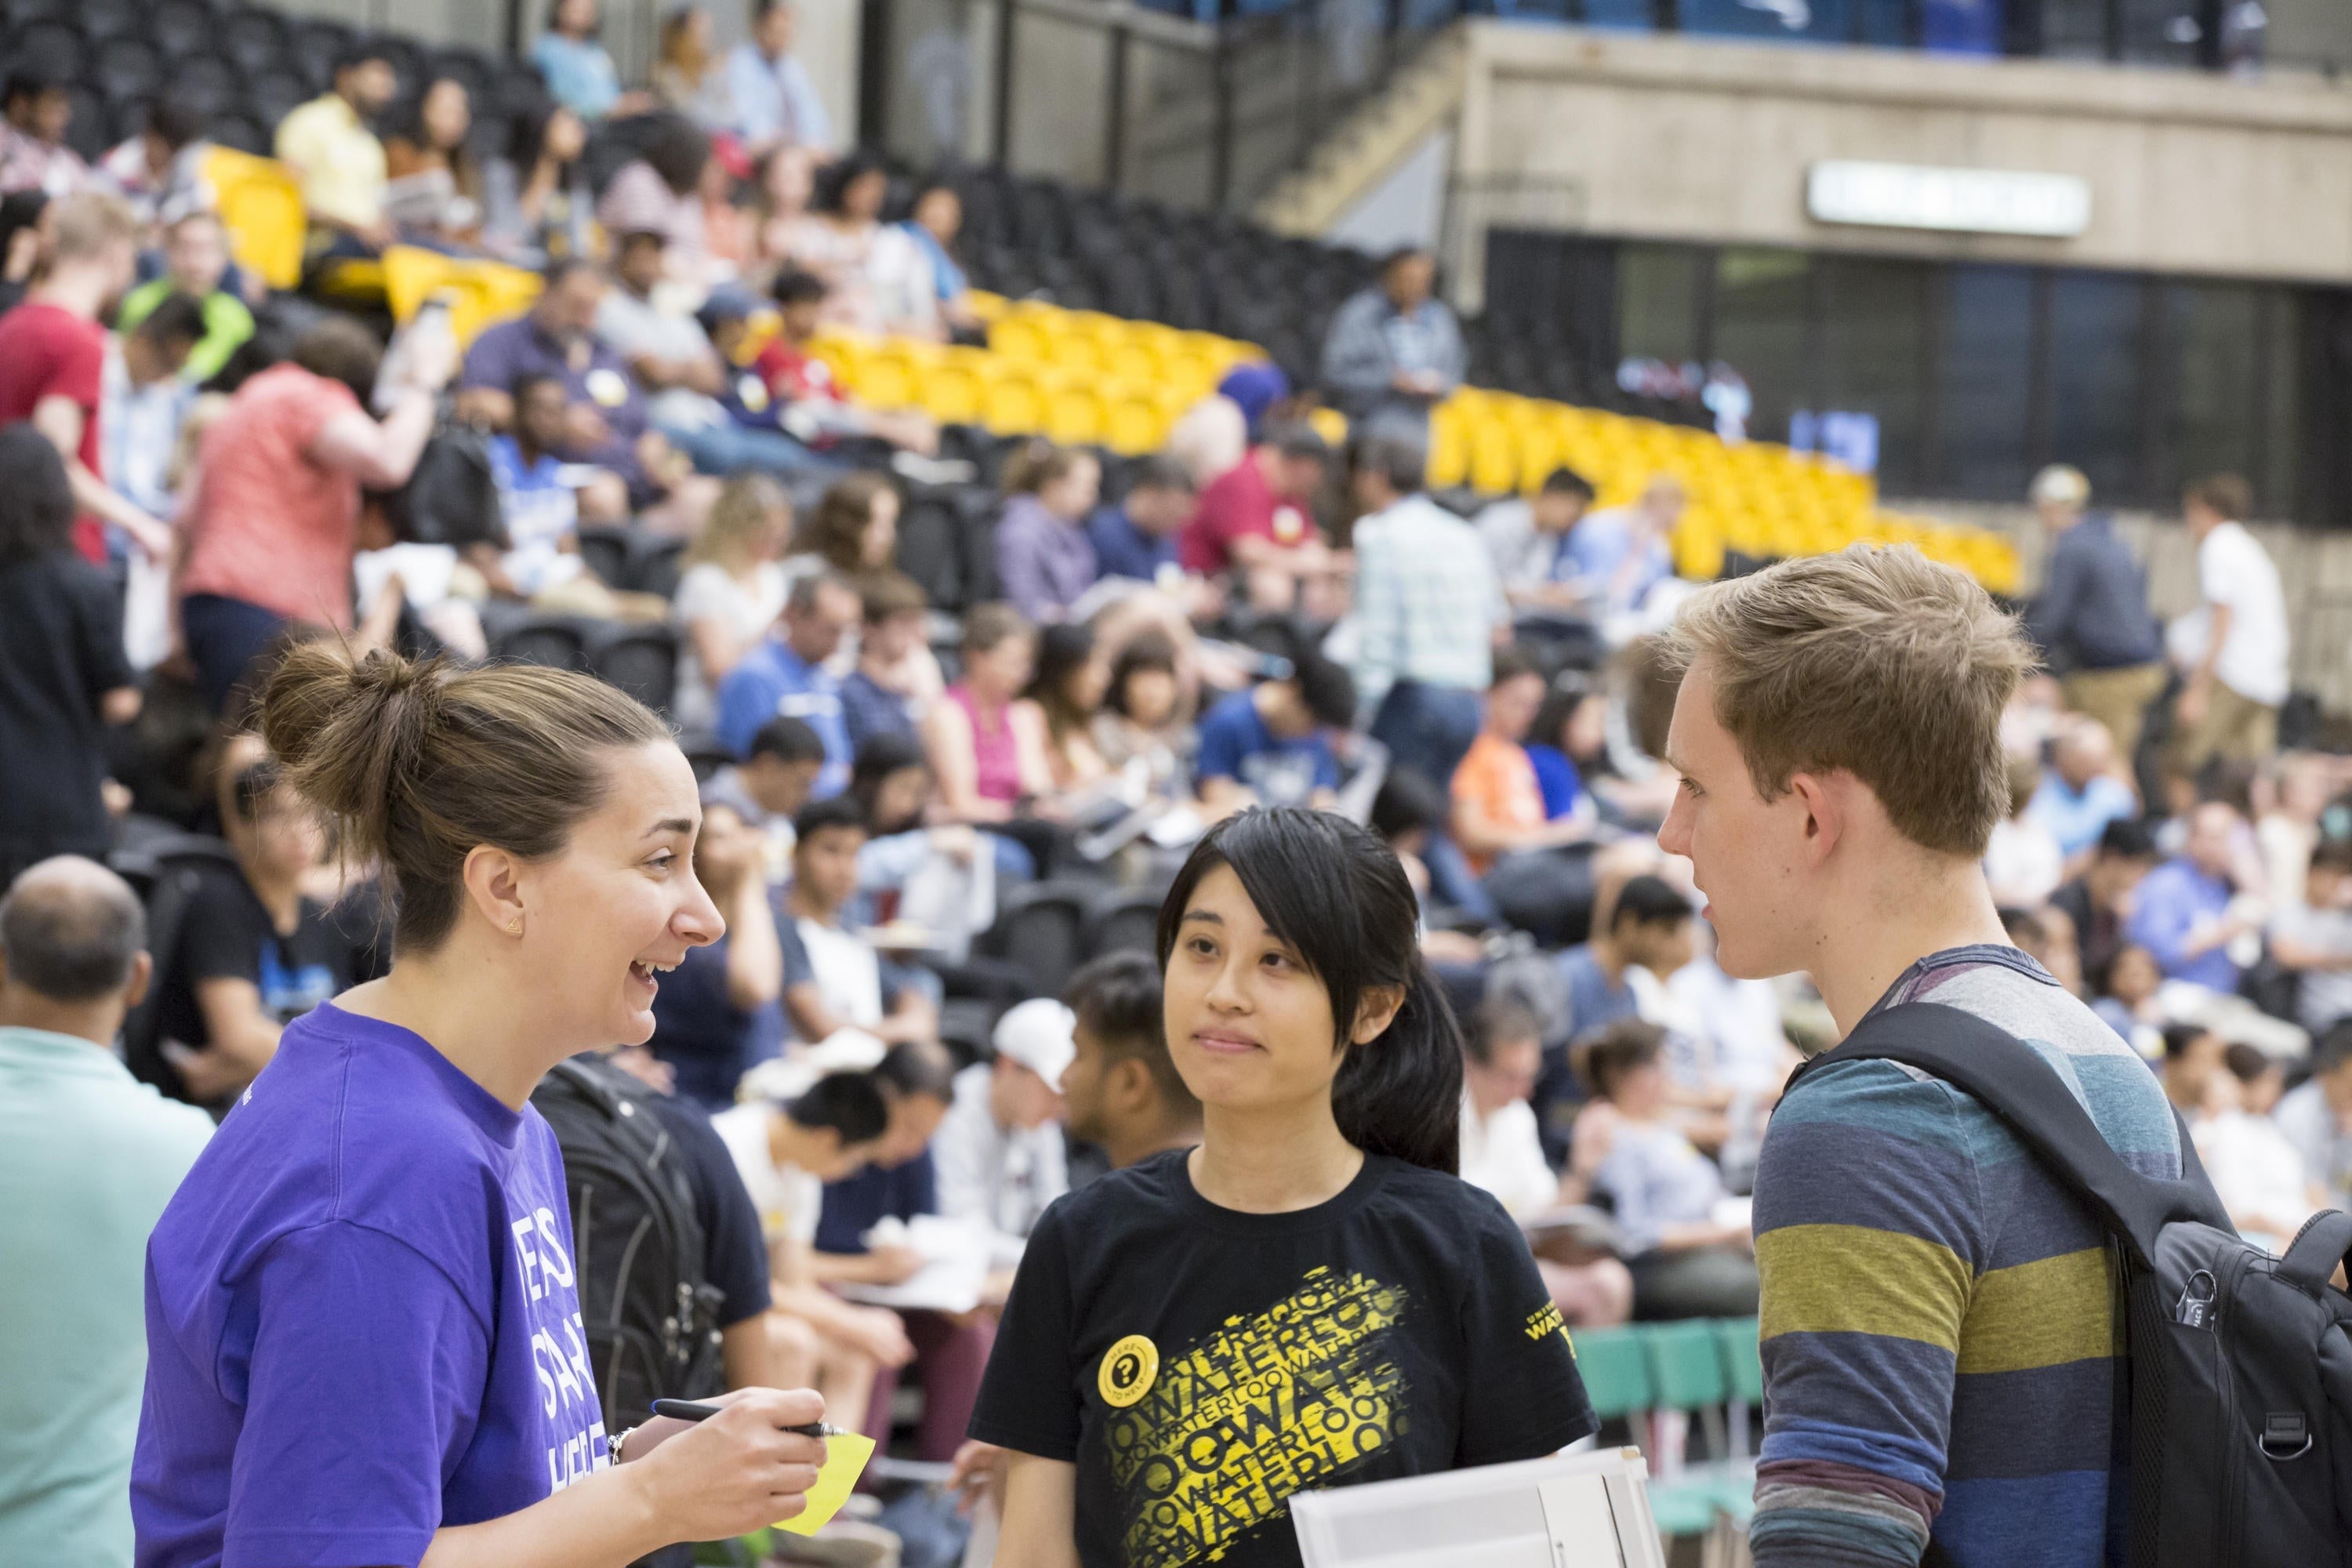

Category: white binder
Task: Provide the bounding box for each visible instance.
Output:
[1290,1446,1669,1568]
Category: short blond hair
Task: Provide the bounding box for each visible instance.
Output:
[45,192,139,263]
[1664,544,2034,858]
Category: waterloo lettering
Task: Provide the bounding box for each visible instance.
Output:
[1105,1267,1413,1567]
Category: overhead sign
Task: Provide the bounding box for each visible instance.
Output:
[1806,161,2092,238]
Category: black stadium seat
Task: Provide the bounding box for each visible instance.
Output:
[495,615,597,672]
[593,624,681,716]
[290,18,360,87]
[63,85,110,162]
[630,536,685,600]
[207,112,268,155]
[92,38,167,107]
[3,20,80,81]
[150,1,216,60]
[173,57,241,120]
[78,0,138,42]
[220,9,294,76]
[576,525,633,590]
[248,71,311,132]
[893,492,967,612]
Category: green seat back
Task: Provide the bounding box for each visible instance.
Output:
[1715,1316,1763,1404]
[1572,1324,1653,1419]
[1644,1319,1730,1410]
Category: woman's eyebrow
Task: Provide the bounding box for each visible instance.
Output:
[646,816,697,838]
[1178,910,1223,926]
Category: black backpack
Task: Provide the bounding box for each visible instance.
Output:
[530,1056,728,1429]
[1792,1003,2352,1568]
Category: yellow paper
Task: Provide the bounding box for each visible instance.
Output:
[773,1431,877,1537]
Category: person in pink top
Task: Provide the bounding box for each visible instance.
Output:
[922,602,1055,823]
[176,318,456,712]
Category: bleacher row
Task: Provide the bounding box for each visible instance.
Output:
[0,0,549,165]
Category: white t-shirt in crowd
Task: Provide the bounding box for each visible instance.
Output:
[711,1101,822,1247]
[2274,1079,2352,1210]
[932,1062,1067,1268]
[2194,521,2289,706]
[672,560,789,731]
[1458,1093,1558,1219]
[1984,815,2064,909]
[2272,900,2352,1034]
[2193,1108,2321,1249]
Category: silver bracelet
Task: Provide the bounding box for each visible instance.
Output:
[611,1424,640,1465]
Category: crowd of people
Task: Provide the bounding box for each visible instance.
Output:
[2,4,2350,1566]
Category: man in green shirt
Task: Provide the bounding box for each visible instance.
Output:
[115,209,255,385]
[0,856,212,1568]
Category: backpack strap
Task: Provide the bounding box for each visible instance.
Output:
[2277,1210,2352,1297]
[1788,1001,2232,1264]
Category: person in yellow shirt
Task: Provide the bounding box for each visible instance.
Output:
[274,45,399,256]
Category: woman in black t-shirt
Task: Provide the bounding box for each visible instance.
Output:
[970,808,1596,1568]
[151,753,352,1107]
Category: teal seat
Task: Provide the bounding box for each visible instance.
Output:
[1715,1316,1764,1405]
[1646,1477,1722,1538]
[1645,1319,1730,1411]
[1574,1324,1654,1421]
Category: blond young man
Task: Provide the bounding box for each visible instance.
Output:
[1657,546,2180,1568]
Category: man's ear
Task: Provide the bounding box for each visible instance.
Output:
[1786,770,1846,867]
[123,949,153,1010]
[1108,1055,1152,1110]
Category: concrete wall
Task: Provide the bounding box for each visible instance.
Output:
[1448,21,2352,310]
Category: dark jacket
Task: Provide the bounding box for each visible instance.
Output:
[2024,513,2161,672]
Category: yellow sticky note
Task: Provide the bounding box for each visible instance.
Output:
[773,1431,877,1537]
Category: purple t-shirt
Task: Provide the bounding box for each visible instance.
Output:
[133,1004,608,1568]
[460,314,648,486]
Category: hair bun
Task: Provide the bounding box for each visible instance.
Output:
[257,643,446,858]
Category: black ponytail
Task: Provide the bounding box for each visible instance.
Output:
[1156,807,1463,1174]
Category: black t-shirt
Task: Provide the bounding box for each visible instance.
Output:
[152,862,351,1098]
[0,550,131,870]
[969,1149,1597,1568]
[638,1090,774,1327]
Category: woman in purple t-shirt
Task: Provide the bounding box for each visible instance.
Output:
[134,646,831,1568]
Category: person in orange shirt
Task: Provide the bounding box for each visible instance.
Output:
[1451,647,1598,877]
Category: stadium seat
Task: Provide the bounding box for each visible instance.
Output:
[220,9,293,77]
[1083,887,1165,961]
[973,881,1094,998]
[592,623,681,716]
[894,492,968,613]
[92,38,166,106]
[495,615,597,673]
[78,0,139,42]
[149,1,216,61]
[575,526,633,590]
[202,147,306,291]
[379,246,545,349]
[629,536,685,601]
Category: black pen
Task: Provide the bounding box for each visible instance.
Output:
[651,1397,847,1438]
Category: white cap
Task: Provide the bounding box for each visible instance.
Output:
[992,999,1077,1092]
[2030,464,2090,509]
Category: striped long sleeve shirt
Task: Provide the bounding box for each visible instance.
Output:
[1750,946,2180,1568]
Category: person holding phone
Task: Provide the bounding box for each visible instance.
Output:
[969,807,1596,1566]
[134,644,831,1568]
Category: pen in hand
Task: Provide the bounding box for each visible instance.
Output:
[651,1397,847,1438]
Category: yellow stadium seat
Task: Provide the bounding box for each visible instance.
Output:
[1308,407,1348,451]
[988,314,1052,365]
[380,247,544,350]
[1427,405,1470,489]
[1468,419,1520,495]
[1044,378,1106,446]
[964,291,1010,324]
[203,147,305,291]
[1103,389,1166,456]
[982,370,1046,436]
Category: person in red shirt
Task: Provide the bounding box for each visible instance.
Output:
[731,267,938,456]
[0,191,166,567]
[1176,423,1332,611]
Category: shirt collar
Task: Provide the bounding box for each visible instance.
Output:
[0,1024,133,1080]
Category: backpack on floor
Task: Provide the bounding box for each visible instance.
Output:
[1791,1002,2352,1568]
[530,1054,727,1429]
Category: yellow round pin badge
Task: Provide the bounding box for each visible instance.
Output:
[1098,1334,1160,1408]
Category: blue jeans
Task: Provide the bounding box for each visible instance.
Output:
[1370,681,1483,791]
[659,419,845,486]
[182,593,289,714]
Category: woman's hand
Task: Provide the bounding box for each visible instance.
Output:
[624,1386,828,1537]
